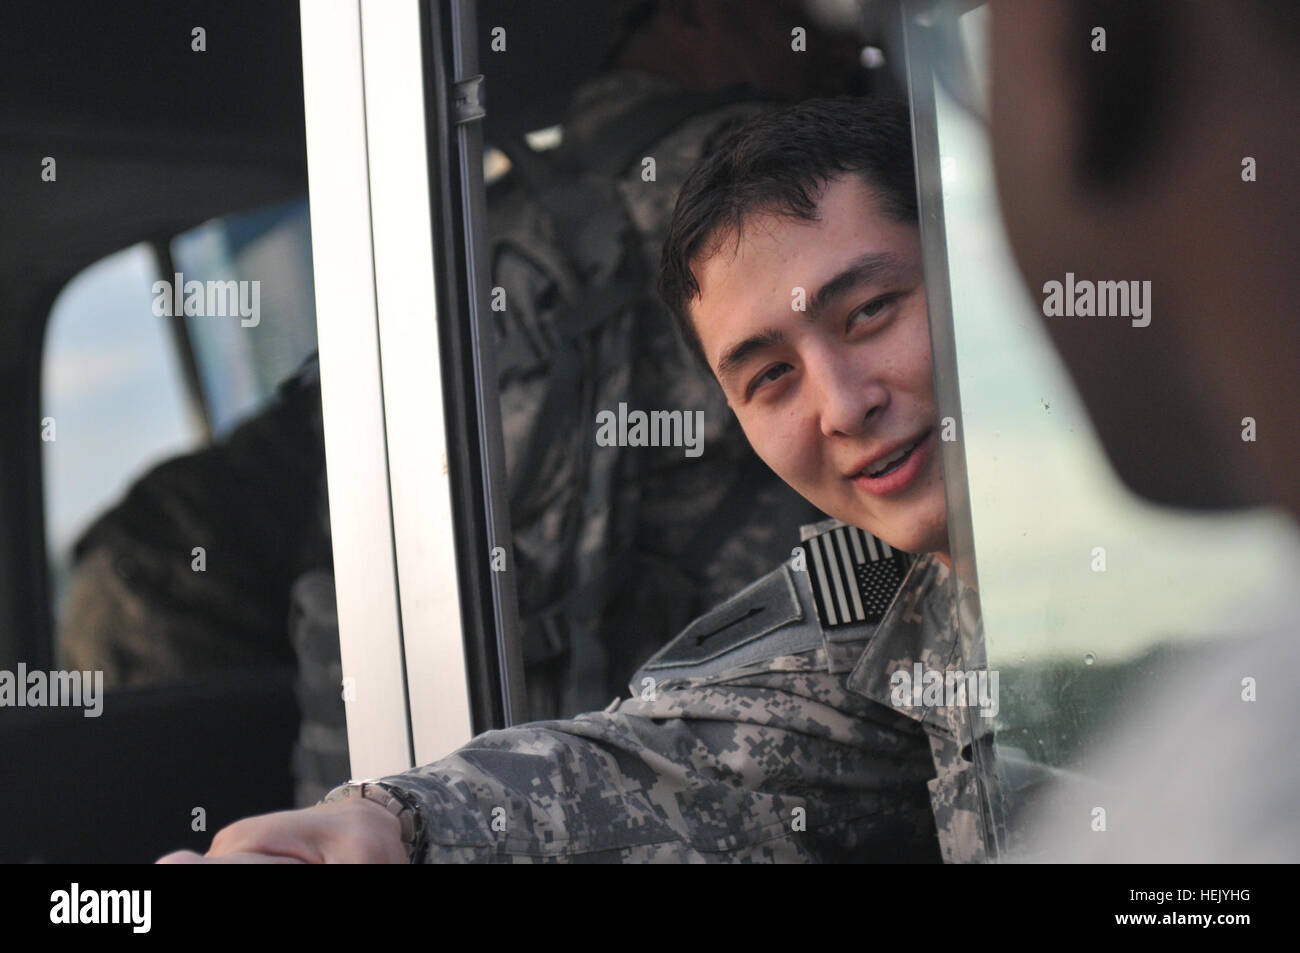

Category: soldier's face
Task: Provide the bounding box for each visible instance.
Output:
[689,174,949,558]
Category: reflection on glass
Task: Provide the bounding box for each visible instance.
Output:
[172,197,319,436]
[42,243,202,618]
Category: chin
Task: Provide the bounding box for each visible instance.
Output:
[846,507,947,557]
[818,490,947,556]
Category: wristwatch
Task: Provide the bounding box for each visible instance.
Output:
[323,780,426,863]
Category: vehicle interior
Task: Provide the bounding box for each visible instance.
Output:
[2,1,313,863]
[0,0,894,862]
[7,0,1283,864]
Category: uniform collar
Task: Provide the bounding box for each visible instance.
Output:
[846,552,964,729]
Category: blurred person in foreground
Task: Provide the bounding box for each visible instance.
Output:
[985,0,1298,861]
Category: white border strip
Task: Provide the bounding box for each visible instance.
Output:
[360,0,474,764]
[300,0,413,778]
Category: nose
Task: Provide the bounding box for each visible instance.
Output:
[813,347,888,438]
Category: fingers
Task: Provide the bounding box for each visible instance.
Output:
[313,800,409,864]
[156,849,206,864]
[157,849,306,864]
[206,809,327,863]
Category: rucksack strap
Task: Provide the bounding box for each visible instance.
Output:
[507,275,643,517]
[519,541,638,666]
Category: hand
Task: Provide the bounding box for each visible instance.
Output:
[156,797,407,864]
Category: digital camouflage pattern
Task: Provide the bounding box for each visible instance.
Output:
[362,520,985,863]
[837,542,989,864]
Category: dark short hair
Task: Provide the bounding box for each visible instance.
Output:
[657,97,918,368]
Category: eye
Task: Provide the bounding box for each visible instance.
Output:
[847,295,896,331]
[746,362,791,398]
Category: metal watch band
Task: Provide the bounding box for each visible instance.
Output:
[324,780,426,863]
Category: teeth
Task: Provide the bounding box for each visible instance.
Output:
[866,440,917,477]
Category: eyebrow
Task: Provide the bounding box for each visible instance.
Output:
[716,327,787,386]
[807,252,904,318]
[713,252,906,388]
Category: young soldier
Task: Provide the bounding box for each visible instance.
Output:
[161,98,984,864]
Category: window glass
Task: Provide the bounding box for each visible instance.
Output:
[10,3,349,863]
[930,4,1300,850]
[42,242,202,619]
[171,197,318,436]
[40,202,343,811]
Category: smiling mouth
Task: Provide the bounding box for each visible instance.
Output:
[856,429,931,479]
[865,440,920,478]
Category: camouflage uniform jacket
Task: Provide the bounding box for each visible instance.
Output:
[366,519,988,862]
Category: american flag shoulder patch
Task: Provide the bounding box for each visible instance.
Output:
[799,524,913,627]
